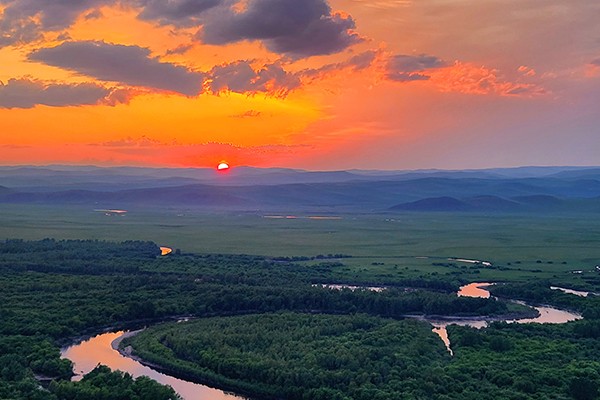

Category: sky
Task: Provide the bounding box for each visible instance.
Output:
[0,0,599,170]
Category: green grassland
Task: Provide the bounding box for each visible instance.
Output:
[1,204,599,287]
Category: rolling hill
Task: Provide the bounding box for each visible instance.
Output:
[0,165,599,213]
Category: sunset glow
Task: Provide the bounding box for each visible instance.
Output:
[0,1,598,169]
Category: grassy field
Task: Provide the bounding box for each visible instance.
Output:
[1,204,599,286]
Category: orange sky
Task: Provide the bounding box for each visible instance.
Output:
[1,0,599,170]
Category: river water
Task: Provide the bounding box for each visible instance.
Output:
[160,246,173,256]
[61,282,583,398]
[430,282,582,354]
[61,331,244,400]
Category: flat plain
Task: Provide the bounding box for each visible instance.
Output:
[2,204,599,287]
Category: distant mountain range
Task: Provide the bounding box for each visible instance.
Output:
[0,165,599,213]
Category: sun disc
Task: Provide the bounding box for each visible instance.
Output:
[217,162,229,171]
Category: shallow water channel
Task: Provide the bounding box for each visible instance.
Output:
[61,282,583,398]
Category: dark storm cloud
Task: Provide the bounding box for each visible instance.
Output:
[28,41,204,96]
[0,78,116,108]
[385,54,447,82]
[135,0,222,26]
[206,60,301,96]
[199,0,361,58]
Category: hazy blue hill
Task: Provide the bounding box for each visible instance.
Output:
[222,169,368,185]
[351,170,504,180]
[482,166,597,178]
[0,167,197,191]
[390,197,473,211]
[511,194,564,206]
[2,185,246,207]
[546,168,600,180]
[0,165,368,190]
[389,195,524,212]
[462,195,522,211]
[3,189,102,204]
[355,166,598,180]
[1,165,600,212]
[115,185,246,206]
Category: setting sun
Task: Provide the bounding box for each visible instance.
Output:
[217,162,230,171]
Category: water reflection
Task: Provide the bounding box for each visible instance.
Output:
[61,331,244,400]
[431,320,488,355]
[318,284,386,292]
[508,303,581,324]
[550,286,590,297]
[160,247,173,256]
[431,283,582,355]
[457,282,492,298]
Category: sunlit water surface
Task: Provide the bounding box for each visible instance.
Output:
[61,331,244,400]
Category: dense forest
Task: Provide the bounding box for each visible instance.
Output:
[1,239,599,399]
[126,312,600,400]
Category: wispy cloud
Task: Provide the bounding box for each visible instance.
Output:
[429,61,547,97]
[231,110,262,118]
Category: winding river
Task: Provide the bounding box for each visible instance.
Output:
[431,282,582,354]
[61,282,583,398]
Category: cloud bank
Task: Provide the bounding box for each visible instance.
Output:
[0,0,116,46]
[1,0,360,58]
[0,78,121,108]
[135,0,221,26]
[199,0,361,58]
[28,41,204,96]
